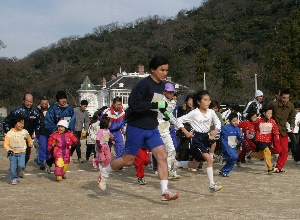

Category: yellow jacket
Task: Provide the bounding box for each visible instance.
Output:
[4,128,33,153]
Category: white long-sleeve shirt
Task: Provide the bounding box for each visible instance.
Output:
[287,112,300,133]
[176,108,221,133]
[157,96,177,133]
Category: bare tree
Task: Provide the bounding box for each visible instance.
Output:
[0,40,7,49]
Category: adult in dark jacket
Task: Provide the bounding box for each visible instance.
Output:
[35,96,50,169]
[270,88,295,172]
[3,94,41,168]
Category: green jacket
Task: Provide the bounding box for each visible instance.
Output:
[269,100,295,136]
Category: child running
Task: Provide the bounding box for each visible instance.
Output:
[157,82,180,180]
[219,113,244,177]
[248,105,280,174]
[134,145,150,185]
[86,115,100,163]
[4,116,33,185]
[236,111,258,167]
[47,120,78,181]
[176,90,222,193]
[95,117,113,172]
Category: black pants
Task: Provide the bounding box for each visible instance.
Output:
[176,137,192,161]
[46,148,55,167]
[25,146,31,165]
[70,131,82,159]
[85,144,96,161]
[289,132,300,161]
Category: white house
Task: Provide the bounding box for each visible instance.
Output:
[77,65,187,116]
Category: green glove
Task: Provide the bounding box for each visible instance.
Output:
[158,101,167,109]
[151,101,168,109]
[164,111,171,118]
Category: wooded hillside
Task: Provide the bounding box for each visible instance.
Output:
[1,0,299,110]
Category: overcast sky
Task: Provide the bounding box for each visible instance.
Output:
[0,0,204,59]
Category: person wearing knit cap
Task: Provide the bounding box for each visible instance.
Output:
[242,90,263,120]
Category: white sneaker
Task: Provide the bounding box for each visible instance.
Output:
[168,170,181,180]
[97,175,107,191]
[294,161,300,165]
[209,183,223,193]
[188,168,197,172]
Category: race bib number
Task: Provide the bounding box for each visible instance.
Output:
[10,137,25,150]
[64,117,71,123]
[228,136,237,148]
[259,123,272,134]
[158,121,169,132]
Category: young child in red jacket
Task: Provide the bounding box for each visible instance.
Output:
[47,120,78,181]
[236,111,258,167]
[248,105,280,174]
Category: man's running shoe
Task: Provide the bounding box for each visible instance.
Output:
[161,189,179,201]
[209,183,223,193]
[98,175,107,191]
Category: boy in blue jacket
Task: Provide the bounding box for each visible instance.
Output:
[219,112,244,177]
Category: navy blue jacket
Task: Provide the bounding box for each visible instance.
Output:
[3,104,41,136]
[127,76,165,130]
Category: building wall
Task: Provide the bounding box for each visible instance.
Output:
[0,107,7,118]
[80,91,98,116]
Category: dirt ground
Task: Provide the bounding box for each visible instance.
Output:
[1,140,300,220]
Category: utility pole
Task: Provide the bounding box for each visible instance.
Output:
[203,72,206,90]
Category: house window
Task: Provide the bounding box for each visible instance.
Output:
[115,91,130,105]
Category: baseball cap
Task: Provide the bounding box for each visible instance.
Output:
[165,83,176,92]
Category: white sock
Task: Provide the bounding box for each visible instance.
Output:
[209,153,214,158]
[176,161,189,168]
[160,180,168,194]
[206,167,214,186]
[102,164,112,178]
[273,154,279,166]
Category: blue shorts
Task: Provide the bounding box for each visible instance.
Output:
[124,124,164,156]
[190,132,209,162]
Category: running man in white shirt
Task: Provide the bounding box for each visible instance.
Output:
[176,90,223,193]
